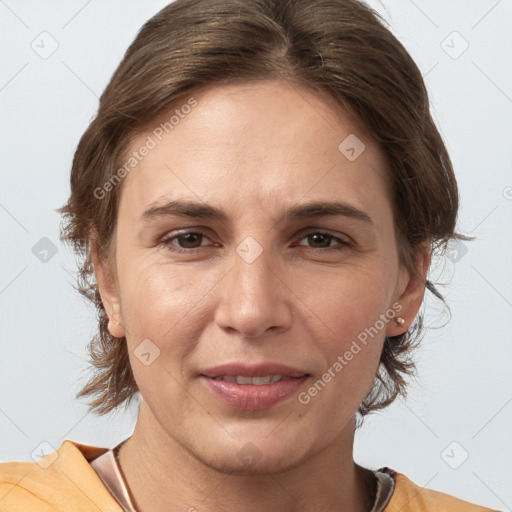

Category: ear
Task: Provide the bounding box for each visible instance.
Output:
[91,241,126,339]
[386,242,431,337]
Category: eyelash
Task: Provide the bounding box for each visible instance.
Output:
[159,230,351,254]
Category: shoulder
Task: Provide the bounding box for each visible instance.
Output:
[384,468,499,512]
[0,440,122,512]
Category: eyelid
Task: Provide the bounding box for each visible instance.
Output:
[160,229,216,249]
[297,226,351,240]
[296,229,351,248]
[160,228,351,255]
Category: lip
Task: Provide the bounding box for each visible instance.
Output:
[200,362,308,378]
[200,363,310,410]
[201,376,309,410]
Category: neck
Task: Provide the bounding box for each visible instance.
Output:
[117,402,376,512]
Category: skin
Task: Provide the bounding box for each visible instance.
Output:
[93,80,429,512]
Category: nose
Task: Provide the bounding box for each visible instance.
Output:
[214,244,294,339]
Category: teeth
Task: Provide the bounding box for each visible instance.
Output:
[212,375,284,385]
[221,375,237,383]
[237,375,258,384]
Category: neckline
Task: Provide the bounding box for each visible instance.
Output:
[94,442,395,512]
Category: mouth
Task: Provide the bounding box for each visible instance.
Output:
[200,363,310,410]
[201,362,309,379]
[209,374,306,384]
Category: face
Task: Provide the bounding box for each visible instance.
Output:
[95,80,426,474]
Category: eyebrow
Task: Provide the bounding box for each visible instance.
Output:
[142,200,229,222]
[141,199,373,225]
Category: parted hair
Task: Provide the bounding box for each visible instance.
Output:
[59,0,461,421]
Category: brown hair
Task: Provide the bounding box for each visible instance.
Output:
[59,0,462,421]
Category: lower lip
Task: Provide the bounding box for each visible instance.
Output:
[200,376,309,410]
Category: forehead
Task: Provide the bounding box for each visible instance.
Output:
[118,80,391,218]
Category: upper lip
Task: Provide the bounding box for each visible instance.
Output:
[200,363,309,378]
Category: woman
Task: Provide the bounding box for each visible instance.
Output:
[0,0,498,510]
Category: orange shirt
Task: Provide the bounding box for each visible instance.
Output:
[0,440,498,511]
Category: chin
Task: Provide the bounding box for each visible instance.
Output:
[195,444,310,476]
[194,423,320,474]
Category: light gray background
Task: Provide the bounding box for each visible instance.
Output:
[0,0,511,510]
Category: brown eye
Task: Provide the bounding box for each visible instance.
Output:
[298,231,350,250]
[174,232,204,248]
[307,233,334,248]
[160,231,216,252]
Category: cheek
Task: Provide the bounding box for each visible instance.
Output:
[117,259,219,356]
[310,265,394,347]
[300,288,387,421]
[118,263,207,405]
[120,259,193,317]
[303,264,394,403]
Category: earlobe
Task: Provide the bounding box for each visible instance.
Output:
[91,244,126,339]
[386,242,431,337]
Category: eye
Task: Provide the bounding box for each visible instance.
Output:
[159,229,350,254]
[296,231,350,251]
[160,230,218,253]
